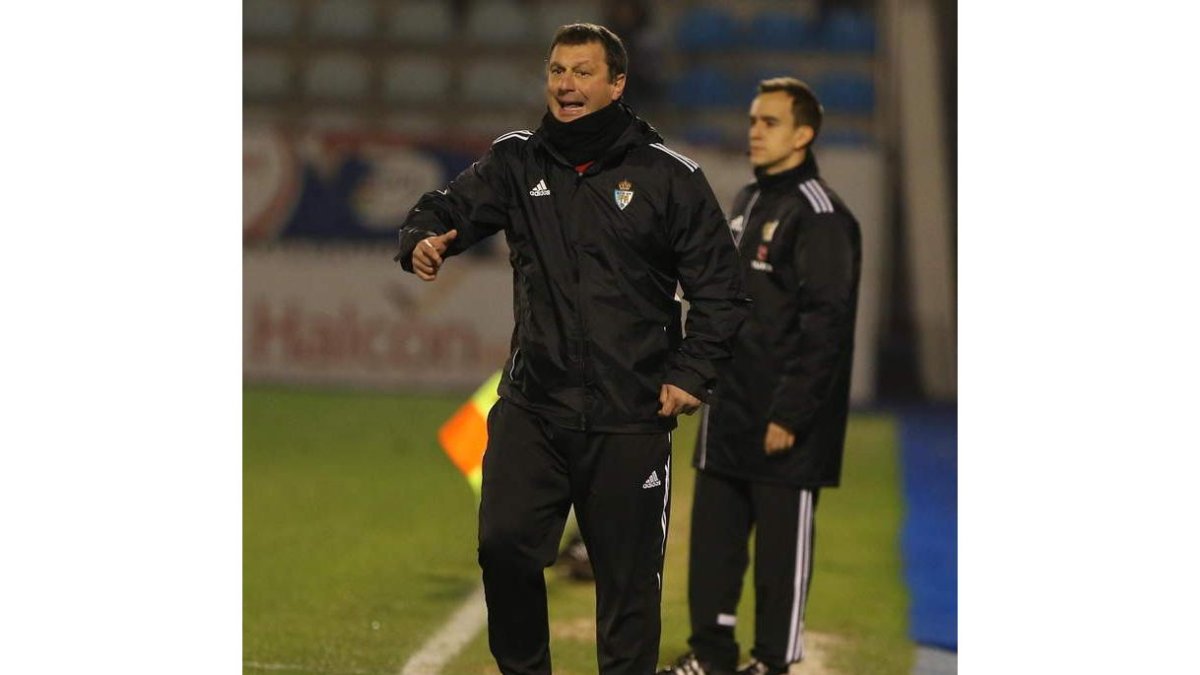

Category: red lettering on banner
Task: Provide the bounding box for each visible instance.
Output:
[250,302,302,360]
[249,300,483,371]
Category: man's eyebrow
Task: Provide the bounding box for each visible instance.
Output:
[549,59,596,69]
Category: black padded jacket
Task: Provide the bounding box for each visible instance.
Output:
[396,112,749,433]
[694,153,862,486]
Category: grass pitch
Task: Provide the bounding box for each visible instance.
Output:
[245,387,909,674]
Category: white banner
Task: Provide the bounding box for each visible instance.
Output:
[244,244,515,390]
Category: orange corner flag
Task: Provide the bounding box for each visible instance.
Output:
[437,370,502,499]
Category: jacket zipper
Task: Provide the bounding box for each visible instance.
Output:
[734,189,761,247]
[572,170,589,429]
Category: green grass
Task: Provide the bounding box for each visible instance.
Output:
[244,387,480,673]
[245,388,909,674]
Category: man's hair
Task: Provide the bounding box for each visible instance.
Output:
[548,23,628,83]
[758,77,824,143]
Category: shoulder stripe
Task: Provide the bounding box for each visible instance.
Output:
[649,143,699,172]
[798,180,834,213]
[492,129,533,145]
[806,180,834,212]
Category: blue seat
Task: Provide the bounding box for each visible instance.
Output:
[670,67,738,109]
[680,124,728,148]
[821,9,877,53]
[817,129,874,147]
[812,73,875,114]
[746,11,814,51]
[675,7,739,52]
[743,69,801,95]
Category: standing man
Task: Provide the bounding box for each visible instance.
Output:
[395,24,748,675]
[658,78,862,675]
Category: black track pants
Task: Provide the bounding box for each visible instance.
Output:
[478,400,673,675]
[686,470,819,670]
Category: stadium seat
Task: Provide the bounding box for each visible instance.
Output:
[537,1,601,37]
[742,69,798,98]
[669,66,739,109]
[466,0,532,46]
[746,10,814,51]
[244,51,291,98]
[817,128,874,147]
[244,0,298,39]
[811,72,876,114]
[675,7,739,52]
[382,58,450,104]
[303,53,370,100]
[820,9,877,53]
[680,124,728,148]
[389,0,453,45]
[309,0,375,41]
[461,61,540,106]
[460,109,535,139]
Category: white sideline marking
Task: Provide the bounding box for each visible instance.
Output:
[399,583,488,675]
[243,662,374,674]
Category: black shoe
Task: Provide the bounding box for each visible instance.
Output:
[735,659,788,675]
[657,651,731,675]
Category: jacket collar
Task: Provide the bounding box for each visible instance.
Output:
[754,150,820,192]
[531,102,663,173]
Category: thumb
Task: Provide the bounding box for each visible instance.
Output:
[441,229,458,242]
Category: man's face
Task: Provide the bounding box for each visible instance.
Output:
[748,91,812,174]
[546,41,626,123]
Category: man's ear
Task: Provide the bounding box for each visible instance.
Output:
[611,73,627,101]
[794,125,815,151]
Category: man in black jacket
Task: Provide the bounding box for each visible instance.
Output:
[658,78,862,675]
[395,24,748,675]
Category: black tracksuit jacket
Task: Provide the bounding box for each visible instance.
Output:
[695,154,862,487]
[396,114,748,433]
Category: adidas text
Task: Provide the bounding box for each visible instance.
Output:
[529,179,551,197]
[642,470,662,489]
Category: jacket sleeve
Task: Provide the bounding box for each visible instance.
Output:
[768,212,861,434]
[663,169,751,400]
[394,147,511,272]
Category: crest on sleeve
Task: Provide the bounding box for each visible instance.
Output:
[614,180,634,211]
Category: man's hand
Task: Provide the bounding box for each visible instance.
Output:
[411,230,459,281]
[658,384,701,417]
[764,422,795,455]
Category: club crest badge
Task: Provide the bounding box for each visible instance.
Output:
[614,180,634,211]
[761,220,780,242]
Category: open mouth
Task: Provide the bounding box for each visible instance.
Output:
[557,100,585,115]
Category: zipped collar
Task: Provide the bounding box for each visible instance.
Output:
[753,150,820,193]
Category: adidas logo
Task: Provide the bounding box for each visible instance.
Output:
[642,470,661,489]
[529,179,551,197]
